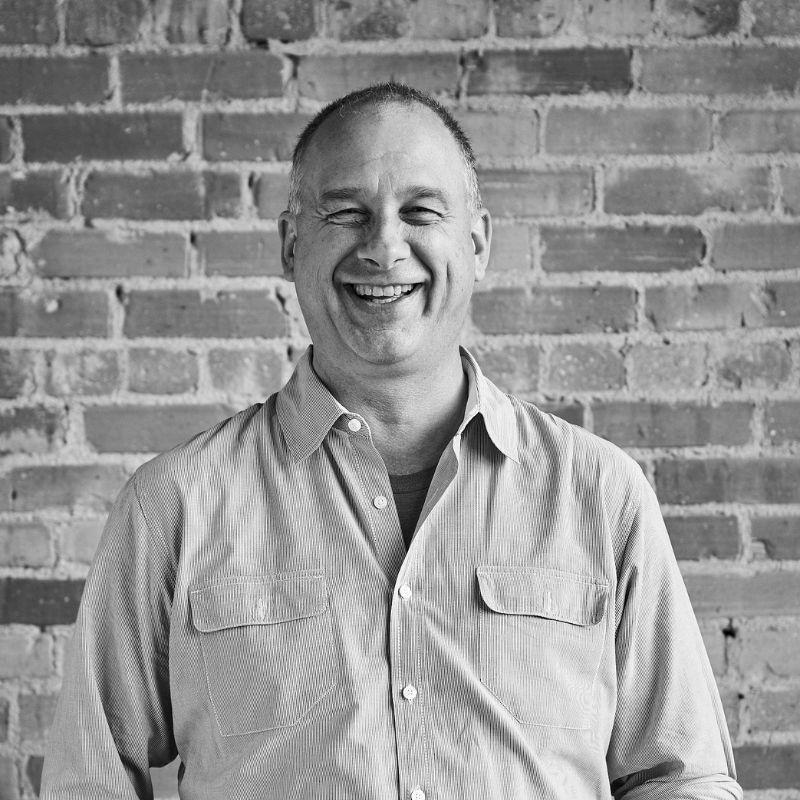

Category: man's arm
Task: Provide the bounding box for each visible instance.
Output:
[41,475,177,799]
[606,473,742,800]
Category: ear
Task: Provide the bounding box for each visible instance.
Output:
[471,207,492,282]
[278,211,298,282]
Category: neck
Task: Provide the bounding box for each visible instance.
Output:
[311,348,468,475]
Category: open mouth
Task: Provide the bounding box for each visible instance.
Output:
[345,283,423,305]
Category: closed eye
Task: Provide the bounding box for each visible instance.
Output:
[402,206,443,224]
[327,208,369,225]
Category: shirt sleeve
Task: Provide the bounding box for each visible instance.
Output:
[606,471,742,800]
[40,474,177,800]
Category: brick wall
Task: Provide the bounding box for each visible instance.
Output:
[1,0,800,796]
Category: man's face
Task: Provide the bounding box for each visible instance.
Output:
[279,102,491,377]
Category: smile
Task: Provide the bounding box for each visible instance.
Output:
[346,283,423,305]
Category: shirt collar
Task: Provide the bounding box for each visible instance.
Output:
[276,345,519,464]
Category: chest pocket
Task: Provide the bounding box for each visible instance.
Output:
[190,571,338,737]
[476,565,609,730]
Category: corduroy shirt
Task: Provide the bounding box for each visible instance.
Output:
[41,346,741,800]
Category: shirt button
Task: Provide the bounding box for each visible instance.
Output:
[373,495,388,509]
[402,684,417,701]
[398,584,412,600]
[411,790,425,800]
[347,418,362,432]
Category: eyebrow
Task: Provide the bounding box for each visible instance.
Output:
[317,185,451,206]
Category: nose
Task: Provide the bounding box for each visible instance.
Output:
[356,216,410,270]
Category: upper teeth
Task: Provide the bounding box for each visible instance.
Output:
[352,284,415,297]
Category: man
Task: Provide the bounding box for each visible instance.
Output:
[42,83,741,799]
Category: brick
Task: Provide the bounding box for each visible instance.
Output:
[605,166,769,215]
[0,579,84,624]
[0,118,12,163]
[749,689,800,733]
[546,108,710,154]
[196,231,283,277]
[0,631,54,678]
[714,224,800,272]
[699,623,726,676]
[734,745,800,789]
[641,47,800,94]
[472,286,636,335]
[664,516,739,560]
[539,402,584,427]
[468,49,631,95]
[685,572,800,617]
[594,402,753,448]
[628,342,708,392]
[25,757,43,797]
[740,627,800,677]
[495,0,571,36]
[254,172,290,218]
[60,518,104,563]
[546,343,625,392]
[716,340,791,390]
[721,110,800,153]
[0,290,110,337]
[765,280,800,327]
[208,348,285,397]
[204,171,241,218]
[0,756,17,800]
[645,284,767,331]
[2,464,128,513]
[752,517,800,560]
[542,226,703,272]
[469,342,539,394]
[656,458,800,504]
[453,111,538,161]
[580,0,653,36]
[66,0,148,45]
[19,693,58,742]
[0,0,58,43]
[123,289,288,339]
[121,52,283,103]
[46,349,120,396]
[0,349,36,398]
[129,348,198,394]
[242,0,315,40]
[0,171,69,218]
[661,0,740,37]
[23,114,183,163]
[479,170,592,217]
[0,56,108,105]
[751,0,800,36]
[488,224,531,272]
[297,54,459,101]
[765,401,800,445]
[719,688,739,739]
[203,113,310,162]
[0,520,52,567]
[0,700,7,743]
[0,406,62,455]
[780,166,800,214]
[161,0,229,43]
[85,404,233,452]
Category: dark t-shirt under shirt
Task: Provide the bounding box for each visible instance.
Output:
[388,465,437,549]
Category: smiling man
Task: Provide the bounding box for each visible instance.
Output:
[42,84,741,799]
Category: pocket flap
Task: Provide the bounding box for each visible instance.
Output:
[476,566,608,626]
[190,571,328,632]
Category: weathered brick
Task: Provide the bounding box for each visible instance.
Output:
[0,171,69,218]
[0,0,58,43]
[469,342,539,394]
[749,688,800,733]
[546,343,625,391]
[208,348,285,397]
[579,0,653,36]
[254,172,290,219]
[0,406,62,455]
[734,745,800,789]
[539,402,584,427]
[471,286,636,334]
[0,756,17,800]
[494,0,571,36]
[0,579,84,624]
[66,0,148,45]
[765,280,800,326]
[242,0,315,41]
[780,166,800,214]
[716,340,792,390]
[628,342,708,392]
[23,114,183,163]
[713,224,800,271]
[765,401,800,446]
[0,290,110,337]
[685,572,800,617]
[542,226,703,272]
[641,47,800,94]
[129,348,198,394]
[123,289,288,339]
[161,0,229,43]
[546,108,710,154]
[2,464,128,513]
[196,231,283,277]
[719,688,739,739]
[85,404,233,452]
[751,0,800,36]
[0,56,108,105]
[605,166,768,215]
[656,457,800,504]
[740,627,800,677]
[479,170,592,217]
[203,113,309,162]
[721,110,800,153]
[0,520,52,567]
[60,518,104,563]
[453,111,538,161]
[297,54,459,101]
[488,224,531,272]
[699,622,726,676]
[121,52,283,103]
[25,757,43,798]
[0,349,36,398]
[0,631,54,678]
[661,0,740,37]
[664,516,739,560]
[204,171,241,218]
[0,117,13,163]
[645,284,767,331]
[46,349,120,395]
[18,693,58,743]
[751,517,800,560]
[0,700,8,743]
[468,49,631,95]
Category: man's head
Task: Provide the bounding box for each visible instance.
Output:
[279,83,491,379]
